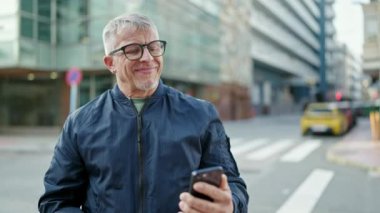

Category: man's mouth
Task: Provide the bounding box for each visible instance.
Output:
[135,67,156,74]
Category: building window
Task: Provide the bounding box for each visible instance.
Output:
[38,21,51,42]
[21,0,34,13]
[38,0,51,18]
[57,21,88,44]
[365,16,378,41]
[21,17,34,38]
[57,0,89,44]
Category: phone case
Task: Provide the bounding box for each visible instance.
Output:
[188,166,224,201]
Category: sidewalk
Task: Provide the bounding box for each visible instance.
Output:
[326,118,380,173]
[0,127,60,153]
[1,119,380,173]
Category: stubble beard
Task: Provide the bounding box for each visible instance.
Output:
[136,77,159,91]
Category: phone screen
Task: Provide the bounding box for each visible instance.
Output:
[188,166,224,201]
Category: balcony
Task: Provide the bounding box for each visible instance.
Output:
[255,0,319,50]
[302,0,319,18]
[284,0,319,34]
[250,8,319,67]
[251,33,318,80]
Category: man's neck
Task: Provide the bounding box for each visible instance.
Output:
[118,83,157,99]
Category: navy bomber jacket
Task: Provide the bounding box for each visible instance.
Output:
[38,81,248,213]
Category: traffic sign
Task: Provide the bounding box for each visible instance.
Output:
[65,67,83,86]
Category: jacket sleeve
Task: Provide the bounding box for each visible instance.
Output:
[201,104,249,213]
[38,116,87,213]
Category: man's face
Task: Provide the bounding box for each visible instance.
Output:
[106,28,163,97]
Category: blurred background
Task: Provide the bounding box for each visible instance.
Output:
[0,0,378,126]
[1,0,380,212]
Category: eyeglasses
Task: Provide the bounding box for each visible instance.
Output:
[108,40,167,60]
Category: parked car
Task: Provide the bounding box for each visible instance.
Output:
[300,102,349,136]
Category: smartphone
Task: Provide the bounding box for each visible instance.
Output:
[188,166,224,201]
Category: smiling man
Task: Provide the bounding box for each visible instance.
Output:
[38,13,248,213]
[103,18,163,98]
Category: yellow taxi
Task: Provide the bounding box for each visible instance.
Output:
[300,102,349,136]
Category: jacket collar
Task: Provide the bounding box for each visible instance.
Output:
[111,79,166,102]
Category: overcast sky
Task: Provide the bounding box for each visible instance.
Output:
[333,0,370,58]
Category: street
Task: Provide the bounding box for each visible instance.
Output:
[0,115,379,213]
[224,115,380,213]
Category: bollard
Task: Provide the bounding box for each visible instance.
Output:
[370,111,380,141]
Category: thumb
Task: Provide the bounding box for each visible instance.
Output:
[220,174,230,191]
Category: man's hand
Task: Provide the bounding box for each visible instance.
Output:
[179,174,233,213]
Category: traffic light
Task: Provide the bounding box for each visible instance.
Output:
[335,91,343,101]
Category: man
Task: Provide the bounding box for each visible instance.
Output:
[38,13,248,213]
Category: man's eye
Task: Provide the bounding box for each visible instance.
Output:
[125,46,141,54]
[149,43,161,50]
[150,45,160,50]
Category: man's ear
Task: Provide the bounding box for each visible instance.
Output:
[103,55,115,74]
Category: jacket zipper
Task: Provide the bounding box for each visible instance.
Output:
[132,98,149,213]
[137,113,143,213]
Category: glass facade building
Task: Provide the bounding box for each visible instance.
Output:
[0,0,337,126]
[0,0,228,126]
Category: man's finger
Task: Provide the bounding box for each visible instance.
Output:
[179,192,212,212]
[193,179,231,203]
[220,174,230,190]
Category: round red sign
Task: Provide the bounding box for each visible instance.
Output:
[65,67,83,86]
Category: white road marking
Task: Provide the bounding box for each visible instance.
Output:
[280,140,321,162]
[246,139,294,160]
[231,138,269,155]
[276,169,334,213]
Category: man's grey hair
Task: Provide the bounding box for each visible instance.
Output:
[102,13,158,55]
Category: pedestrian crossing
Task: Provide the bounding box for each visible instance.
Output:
[230,137,322,163]
[231,138,269,155]
[280,140,321,163]
[276,169,334,213]
[230,138,336,213]
[247,139,295,161]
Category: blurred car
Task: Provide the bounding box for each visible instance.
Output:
[300,102,349,136]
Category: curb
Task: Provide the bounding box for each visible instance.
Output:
[326,146,380,174]
[0,142,55,153]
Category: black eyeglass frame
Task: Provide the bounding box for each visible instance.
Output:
[108,40,167,60]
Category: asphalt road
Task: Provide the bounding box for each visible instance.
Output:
[0,115,379,213]
[224,115,380,213]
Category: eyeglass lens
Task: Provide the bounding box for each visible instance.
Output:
[124,40,165,60]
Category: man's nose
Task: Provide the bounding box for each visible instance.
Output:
[140,46,153,61]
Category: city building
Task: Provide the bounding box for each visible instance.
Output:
[0,0,337,126]
[249,0,337,114]
[332,44,363,101]
[0,0,250,126]
[362,0,380,100]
